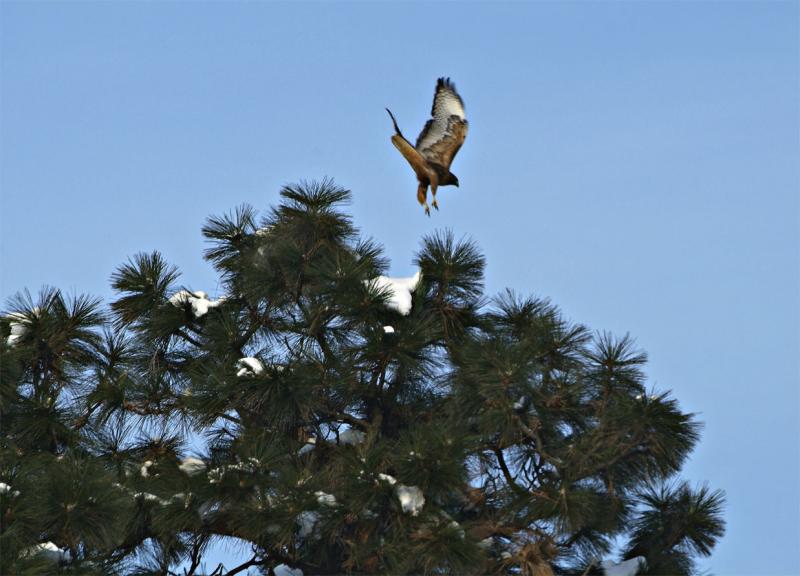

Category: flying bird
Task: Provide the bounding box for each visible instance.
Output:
[386,77,468,216]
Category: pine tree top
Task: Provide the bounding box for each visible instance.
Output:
[0,181,724,576]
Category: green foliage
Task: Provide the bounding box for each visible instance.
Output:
[0,181,724,575]
[624,482,726,575]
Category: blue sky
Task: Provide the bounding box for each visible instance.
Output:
[2,1,798,573]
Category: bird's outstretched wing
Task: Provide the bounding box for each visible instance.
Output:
[415,78,468,171]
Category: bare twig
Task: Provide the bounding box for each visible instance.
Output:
[224,556,261,576]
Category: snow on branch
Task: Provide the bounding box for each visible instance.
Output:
[5,308,39,346]
[168,290,225,318]
[178,457,207,476]
[140,460,154,478]
[314,491,337,507]
[365,271,421,315]
[0,482,19,498]
[236,357,265,377]
[377,473,397,486]
[376,474,428,517]
[298,437,316,455]
[396,485,425,516]
[20,542,71,564]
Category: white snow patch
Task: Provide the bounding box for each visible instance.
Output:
[236,357,265,377]
[178,457,207,476]
[169,290,192,306]
[169,290,225,318]
[140,460,154,478]
[396,484,425,516]
[366,271,421,315]
[21,542,70,564]
[601,557,647,576]
[513,396,526,410]
[298,437,316,456]
[5,309,39,346]
[274,564,303,576]
[448,520,465,538]
[6,321,26,346]
[383,325,395,334]
[2,484,18,497]
[377,473,397,486]
[207,467,224,484]
[135,492,168,506]
[191,296,224,317]
[478,537,494,550]
[206,458,260,483]
[339,429,366,445]
[229,458,261,473]
[315,491,337,507]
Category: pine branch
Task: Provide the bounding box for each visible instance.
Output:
[185,536,205,576]
[176,328,203,348]
[224,556,261,576]
[492,446,529,497]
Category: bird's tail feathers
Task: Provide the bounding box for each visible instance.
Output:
[385,108,405,138]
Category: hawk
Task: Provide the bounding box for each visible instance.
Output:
[386,77,468,216]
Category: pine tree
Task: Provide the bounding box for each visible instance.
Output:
[1,181,724,575]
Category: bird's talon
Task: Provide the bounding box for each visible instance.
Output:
[424,206,431,216]
[432,200,439,211]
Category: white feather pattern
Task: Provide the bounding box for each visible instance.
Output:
[415,79,467,159]
[433,89,465,120]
